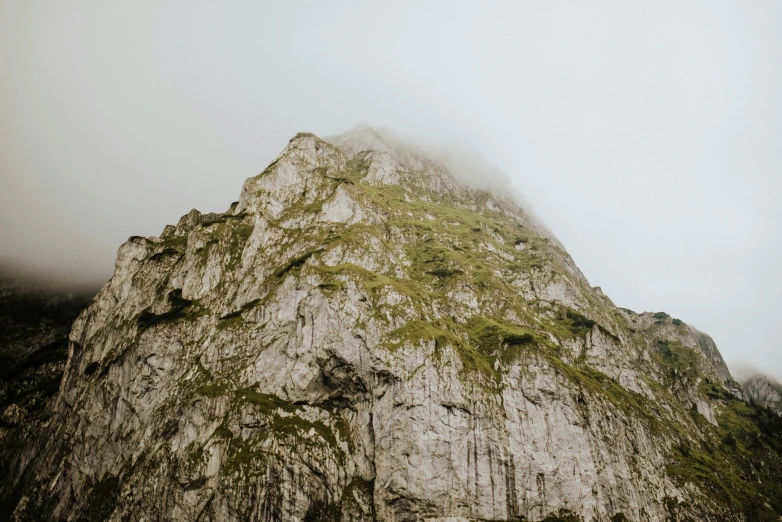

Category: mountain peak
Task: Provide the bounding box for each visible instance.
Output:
[3,129,782,521]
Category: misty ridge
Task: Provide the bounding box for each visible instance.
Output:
[1,125,543,289]
[3,112,782,521]
[2,122,779,388]
[2,123,776,385]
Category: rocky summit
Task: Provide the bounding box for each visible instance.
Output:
[740,372,782,417]
[1,128,781,522]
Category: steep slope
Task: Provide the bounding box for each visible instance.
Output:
[741,372,782,416]
[5,130,782,522]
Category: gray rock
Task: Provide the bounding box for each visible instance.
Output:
[3,128,780,522]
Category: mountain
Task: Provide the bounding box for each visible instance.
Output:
[740,372,782,416]
[1,128,781,522]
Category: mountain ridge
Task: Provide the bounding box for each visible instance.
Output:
[1,128,780,522]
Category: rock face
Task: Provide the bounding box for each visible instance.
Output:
[741,373,782,416]
[2,129,782,522]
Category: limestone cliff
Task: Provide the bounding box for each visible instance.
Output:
[3,129,781,522]
[741,372,782,416]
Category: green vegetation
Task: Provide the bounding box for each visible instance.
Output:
[159,234,188,250]
[236,389,298,414]
[465,316,537,366]
[654,340,700,389]
[426,267,464,279]
[191,216,254,272]
[699,378,732,400]
[212,425,233,439]
[552,358,662,431]
[667,395,782,521]
[229,389,347,465]
[381,319,499,384]
[236,390,340,447]
[196,383,228,397]
[558,308,596,336]
[540,510,583,522]
[303,477,376,522]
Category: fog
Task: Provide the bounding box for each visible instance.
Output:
[1,2,781,378]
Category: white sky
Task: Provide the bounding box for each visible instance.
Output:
[1,1,780,378]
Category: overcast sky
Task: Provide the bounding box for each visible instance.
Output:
[1,1,780,378]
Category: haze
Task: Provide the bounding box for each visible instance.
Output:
[1,2,780,379]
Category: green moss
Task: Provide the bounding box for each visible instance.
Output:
[235,389,298,414]
[559,308,597,336]
[232,389,346,461]
[698,379,732,400]
[382,319,499,384]
[302,477,376,522]
[160,235,188,249]
[270,414,340,453]
[310,262,425,305]
[212,425,233,439]
[551,357,663,432]
[426,268,463,279]
[541,510,583,522]
[225,222,253,271]
[666,397,782,520]
[654,340,700,389]
[196,383,228,397]
[224,436,262,474]
[334,417,354,453]
[465,316,537,365]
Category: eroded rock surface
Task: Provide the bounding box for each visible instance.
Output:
[3,129,782,522]
[741,372,782,416]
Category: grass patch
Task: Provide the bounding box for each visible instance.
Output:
[667,397,782,520]
[196,383,229,397]
[236,389,298,414]
[212,425,233,439]
[234,389,345,461]
[382,319,499,384]
[654,340,700,390]
[465,316,537,366]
